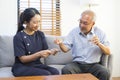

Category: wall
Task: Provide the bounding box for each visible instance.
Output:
[93,0,120,77]
[61,0,82,35]
[0,0,119,77]
[0,0,17,35]
[114,0,120,77]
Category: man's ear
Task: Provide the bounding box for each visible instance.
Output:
[92,22,95,26]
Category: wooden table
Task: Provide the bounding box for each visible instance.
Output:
[0,73,98,80]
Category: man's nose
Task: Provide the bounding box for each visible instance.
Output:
[80,23,85,27]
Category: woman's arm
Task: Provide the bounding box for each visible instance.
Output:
[19,50,51,63]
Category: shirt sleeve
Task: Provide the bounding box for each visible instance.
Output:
[100,31,110,47]
[13,33,26,57]
[94,27,110,47]
[63,30,74,50]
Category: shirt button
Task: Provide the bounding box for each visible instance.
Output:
[28,51,31,54]
[24,36,27,38]
[27,43,30,46]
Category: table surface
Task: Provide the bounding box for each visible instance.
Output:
[0,73,98,80]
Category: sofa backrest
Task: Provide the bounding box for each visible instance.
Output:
[0,35,73,67]
[45,35,73,65]
[0,35,15,68]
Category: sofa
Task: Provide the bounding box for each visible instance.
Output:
[0,35,112,79]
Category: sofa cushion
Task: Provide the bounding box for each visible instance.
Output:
[0,35,15,67]
[48,65,65,74]
[0,67,14,77]
[45,35,73,65]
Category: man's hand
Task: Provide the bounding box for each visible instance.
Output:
[91,36,100,45]
[54,38,69,53]
[91,36,110,55]
[54,38,62,45]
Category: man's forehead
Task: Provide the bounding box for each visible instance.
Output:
[80,14,92,21]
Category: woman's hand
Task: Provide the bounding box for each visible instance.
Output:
[50,48,60,55]
[39,50,52,58]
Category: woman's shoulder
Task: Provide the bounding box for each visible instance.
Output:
[36,30,44,34]
[36,30,45,37]
[14,31,24,40]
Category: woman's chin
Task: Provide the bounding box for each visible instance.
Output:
[33,28,38,31]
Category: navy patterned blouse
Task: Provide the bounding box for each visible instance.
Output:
[13,30,48,65]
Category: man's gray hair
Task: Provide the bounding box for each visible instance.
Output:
[81,10,96,22]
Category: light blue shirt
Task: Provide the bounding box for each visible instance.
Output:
[63,26,110,64]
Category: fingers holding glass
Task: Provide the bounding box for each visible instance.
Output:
[90,36,100,45]
[50,48,60,55]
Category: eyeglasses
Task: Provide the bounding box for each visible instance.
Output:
[78,19,92,26]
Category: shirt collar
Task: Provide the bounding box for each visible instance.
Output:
[79,26,95,35]
[91,27,95,34]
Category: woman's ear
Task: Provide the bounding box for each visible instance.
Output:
[23,21,27,28]
[24,21,27,24]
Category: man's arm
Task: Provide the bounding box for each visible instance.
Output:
[54,39,69,53]
[97,43,110,55]
[92,36,111,55]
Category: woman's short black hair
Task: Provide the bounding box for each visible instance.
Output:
[17,8,40,32]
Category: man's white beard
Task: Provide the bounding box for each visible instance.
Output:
[81,28,87,34]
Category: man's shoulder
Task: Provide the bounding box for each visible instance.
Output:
[94,26,104,33]
[94,26,106,36]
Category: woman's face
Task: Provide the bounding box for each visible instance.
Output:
[26,14,40,31]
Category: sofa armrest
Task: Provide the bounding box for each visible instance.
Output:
[107,54,113,72]
[100,54,113,69]
[100,54,113,80]
[100,54,108,67]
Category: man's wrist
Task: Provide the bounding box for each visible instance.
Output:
[59,42,63,45]
[97,42,102,46]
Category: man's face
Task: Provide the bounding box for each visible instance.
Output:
[79,14,95,34]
